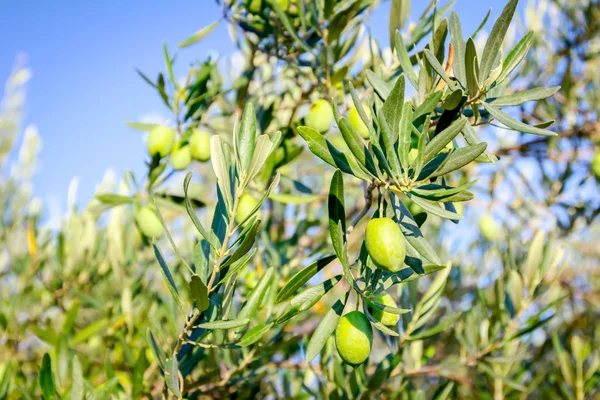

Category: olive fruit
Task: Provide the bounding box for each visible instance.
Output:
[348,104,371,139]
[336,311,372,366]
[305,99,334,134]
[170,143,192,170]
[479,214,501,242]
[329,134,350,155]
[147,125,175,157]
[236,193,259,225]
[247,0,262,14]
[371,292,399,327]
[136,206,163,238]
[592,151,600,179]
[189,130,211,162]
[365,217,406,273]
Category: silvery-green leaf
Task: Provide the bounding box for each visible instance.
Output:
[424,118,466,162]
[465,38,480,98]
[306,295,348,362]
[196,318,249,330]
[480,0,518,81]
[430,142,487,177]
[238,102,257,173]
[394,31,419,89]
[482,103,557,136]
[276,255,337,304]
[450,11,466,87]
[178,19,220,48]
[153,241,185,314]
[211,136,233,209]
[297,126,371,181]
[497,31,534,83]
[366,70,392,100]
[409,195,463,220]
[236,323,273,347]
[338,118,378,176]
[491,86,560,106]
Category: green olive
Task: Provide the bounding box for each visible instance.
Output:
[592,151,600,179]
[136,206,163,238]
[305,99,334,134]
[336,311,372,366]
[236,193,259,225]
[348,105,371,139]
[189,130,211,162]
[479,214,501,242]
[147,126,175,157]
[170,143,192,170]
[371,292,399,327]
[247,0,262,14]
[328,134,350,155]
[408,201,423,216]
[365,217,406,273]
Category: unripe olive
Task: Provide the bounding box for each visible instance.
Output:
[348,105,371,139]
[305,99,334,134]
[236,193,259,225]
[479,214,501,242]
[170,143,192,170]
[371,292,399,327]
[365,217,406,273]
[244,269,259,290]
[247,0,262,14]
[189,130,211,162]
[592,151,600,179]
[408,201,423,216]
[147,125,175,157]
[336,311,372,366]
[329,134,350,155]
[136,206,163,238]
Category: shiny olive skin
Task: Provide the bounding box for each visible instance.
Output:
[170,143,192,170]
[479,214,501,242]
[189,130,211,162]
[236,193,259,225]
[371,292,399,326]
[336,311,372,366]
[136,206,163,238]
[365,217,406,273]
[348,105,371,139]
[147,125,175,157]
[305,99,334,134]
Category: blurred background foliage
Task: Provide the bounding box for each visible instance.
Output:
[0,0,599,399]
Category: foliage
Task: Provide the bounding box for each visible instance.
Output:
[1,0,599,399]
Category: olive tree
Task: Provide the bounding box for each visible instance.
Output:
[1,0,599,399]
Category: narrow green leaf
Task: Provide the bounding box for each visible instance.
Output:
[276,255,337,304]
[306,295,348,362]
[197,318,250,330]
[394,31,419,89]
[430,142,488,177]
[450,11,466,86]
[366,70,391,100]
[480,0,517,81]
[297,126,371,181]
[424,49,454,87]
[410,196,463,220]
[238,102,257,172]
[462,119,498,163]
[146,328,167,371]
[482,103,557,136]
[491,86,560,106]
[237,323,273,347]
[497,31,534,83]
[167,357,181,398]
[211,135,233,209]
[95,193,136,205]
[178,19,220,48]
[237,267,274,322]
[424,118,466,162]
[398,102,414,169]
[338,118,378,176]
[389,0,410,47]
[70,319,108,346]
[465,38,480,98]
[190,274,209,312]
[40,354,56,400]
[70,356,84,400]
[441,89,464,110]
[413,91,443,122]
[153,241,185,314]
[290,275,342,311]
[183,172,219,249]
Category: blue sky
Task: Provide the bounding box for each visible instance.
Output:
[0,0,509,209]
